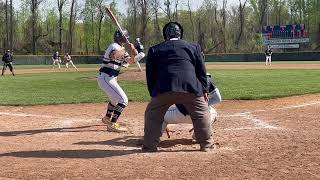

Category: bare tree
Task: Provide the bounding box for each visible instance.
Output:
[68,0,76,53]
[174,0,179,21]
[5,0,8,50]
[30,0,44,54]
[128,0,138,37]
[57,0,67,52]
[138,0,148,42]
[97,0,105,53]
[150,0,162,42]
[197,15,205,50]
[214,0,227,52]
[187,0,195,41]
[9,0,13,51]
[278,0,282,24]
[235,0,248,49]
[164,0,172,21]
[259,0,268,28]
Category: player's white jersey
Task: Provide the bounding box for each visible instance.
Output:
[101,43,129,72]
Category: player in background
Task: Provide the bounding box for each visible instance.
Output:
[161,73,222,139]
[64,53,79,71]
[52,51,61,70]
[97,29,138,132]
[265,46,273,65]
[134,38,145,71]
[2,50,15,76]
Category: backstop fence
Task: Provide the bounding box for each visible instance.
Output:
[11,51,320,65]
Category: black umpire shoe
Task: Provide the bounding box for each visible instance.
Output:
[200,142,219,152]
[141,145,158,152]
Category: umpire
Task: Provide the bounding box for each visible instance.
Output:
[143,22,214,152]
[2,50,15,76]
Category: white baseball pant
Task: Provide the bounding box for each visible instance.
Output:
[66,60,79,70]
[266,56,272,65]
[52,59,61,69]
[161,105,217,133]
[134,52,145,71]
[97,72,128,107]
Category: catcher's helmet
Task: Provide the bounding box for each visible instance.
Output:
[162,22,183,41]
[114,29,129,44]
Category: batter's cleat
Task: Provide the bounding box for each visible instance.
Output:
[107,122,128,133]
[101,116,112,124]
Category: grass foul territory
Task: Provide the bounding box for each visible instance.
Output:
[0,69,320,105]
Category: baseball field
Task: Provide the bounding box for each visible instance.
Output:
[1,61,320,179]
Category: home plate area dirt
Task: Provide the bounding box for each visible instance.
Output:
[0,94,320,179]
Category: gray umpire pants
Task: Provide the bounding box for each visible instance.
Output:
[143,92,213,150]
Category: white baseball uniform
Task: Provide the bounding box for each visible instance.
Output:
[64,55,79,70]
[134,52,145,71]
[97,43,129,107]
[265,49,272,65]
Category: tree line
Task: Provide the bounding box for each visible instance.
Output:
[0,0,319,55]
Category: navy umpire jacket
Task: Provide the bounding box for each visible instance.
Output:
[146,39,208,97]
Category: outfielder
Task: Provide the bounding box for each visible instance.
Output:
[265,47,272,65]
[52,51,61,70]
[134,38,145,71]
[2,50,15,76]
[64,53,79,71]
[162,73,222,138]
[97,29,138,132]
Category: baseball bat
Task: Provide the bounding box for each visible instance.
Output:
[105,7,130,44]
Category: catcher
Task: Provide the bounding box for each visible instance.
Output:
[97,29,138,132]
[162,73,222,139]
[133,38,145,71]
[121,37,145,70]
[2,50,15,76]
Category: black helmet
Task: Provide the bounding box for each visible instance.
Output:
[114,29,129,44]
[162,22,183,40]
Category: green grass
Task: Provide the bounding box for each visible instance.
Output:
[0,72,148,106]
[209,69,320,100]
[1,69,320,105]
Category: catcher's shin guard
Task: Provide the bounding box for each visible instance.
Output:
[111,103,126,123]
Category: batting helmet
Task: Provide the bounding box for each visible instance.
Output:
[162,22,184,41]
[114,29,129,44]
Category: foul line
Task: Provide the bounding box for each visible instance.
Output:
[0,112,100,122]
[219,101,320,130]
[0,101,319,130]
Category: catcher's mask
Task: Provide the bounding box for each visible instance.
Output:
[163,22,184,41]
[114,29,129,44]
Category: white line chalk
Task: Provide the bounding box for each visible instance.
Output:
[0,112,100,122]
[0,101,319,130]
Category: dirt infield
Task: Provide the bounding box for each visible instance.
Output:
[0,94,320,179]
[1,63,320,179]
